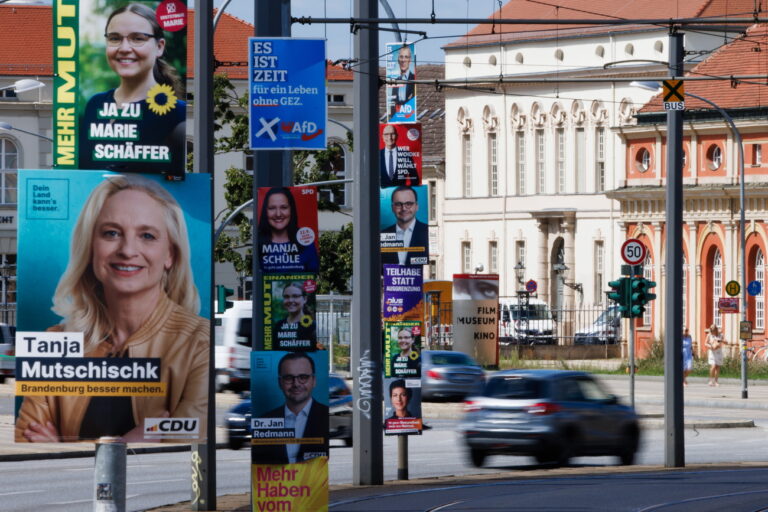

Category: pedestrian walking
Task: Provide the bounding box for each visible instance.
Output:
[682,327,693,386]
[706,324,724,386]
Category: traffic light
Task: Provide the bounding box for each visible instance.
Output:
[629,277,657,318]
[608,278,630,318]
[216,285,235,314]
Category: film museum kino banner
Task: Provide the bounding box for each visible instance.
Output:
[54,0,189,179]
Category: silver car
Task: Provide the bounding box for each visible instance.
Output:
[460,369,640,467]
[0,324,15,384]
[421,350,485,401]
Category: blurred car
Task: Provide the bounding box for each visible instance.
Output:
[421,350,485,401]
[0,324,16,384]
[224,373,353,450]
[460,369,640,468]
[574,306,621,345]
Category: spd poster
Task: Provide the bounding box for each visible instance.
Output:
[379,123,422,187]
[257,186,319,273]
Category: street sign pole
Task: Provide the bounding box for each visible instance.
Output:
[352,0,384,486]
[664,31,685,468]
[192,0,216,508]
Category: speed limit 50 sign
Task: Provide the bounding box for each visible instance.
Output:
[621,238,647,265]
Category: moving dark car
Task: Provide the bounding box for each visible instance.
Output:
[224,373,353,450]
[460,369,640,468]
[422,350,485,401]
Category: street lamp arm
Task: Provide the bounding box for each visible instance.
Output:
[0,122,53,142]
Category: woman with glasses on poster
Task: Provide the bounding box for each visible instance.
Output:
[15,174,208,443]
[258,187,319,272]
[273,282,317,350]
[79,3,186,174]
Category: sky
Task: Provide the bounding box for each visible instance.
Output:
[197,0,501,65]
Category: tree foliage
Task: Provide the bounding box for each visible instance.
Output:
[212,74,353,293]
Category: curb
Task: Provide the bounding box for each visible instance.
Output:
[0,442,229,463]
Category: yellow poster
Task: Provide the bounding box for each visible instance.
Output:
[252,456,328,512]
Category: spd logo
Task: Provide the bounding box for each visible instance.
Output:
[144,417,199,438]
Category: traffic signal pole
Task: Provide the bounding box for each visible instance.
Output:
[664,31,685,468]
[192,0,216,508]
[352,0,384,486]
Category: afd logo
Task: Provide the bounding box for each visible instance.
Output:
[280,121,323,141]
[144,418,199,437]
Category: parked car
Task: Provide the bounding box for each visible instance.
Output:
[421,350,485,401]
[574,305,621,345]
[224,373,353,450]
[499,298,556,345]
[0,324,16,384]
[460,369,640,468]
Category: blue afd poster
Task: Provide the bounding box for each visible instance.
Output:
[249,38,327,150]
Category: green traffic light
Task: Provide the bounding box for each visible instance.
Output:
[608,277,630,317]
[216,284,235,314]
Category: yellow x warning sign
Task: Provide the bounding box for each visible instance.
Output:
[663,80,685,110]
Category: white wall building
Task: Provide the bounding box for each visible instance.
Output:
[440,0,750,313]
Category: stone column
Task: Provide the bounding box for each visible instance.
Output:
[536,219,549,304]
[687,222,700,356]
[652,221,663,336]
[563,214,577,309]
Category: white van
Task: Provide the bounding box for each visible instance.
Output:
[499,297,556,345]
[215,301,252,392]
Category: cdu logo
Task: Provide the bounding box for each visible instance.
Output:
[144,418,199,437]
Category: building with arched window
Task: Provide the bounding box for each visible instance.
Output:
[440,0,750,334]
[610,23,768,357]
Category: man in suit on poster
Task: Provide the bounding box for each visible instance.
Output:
[380,124,419,187]
[389,44,415,107]
[381,185,429,266]
[253,352,328,464]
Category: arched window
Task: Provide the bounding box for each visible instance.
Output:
[757,249,765,330]
[0,138,18,205]
[713,249,722,329]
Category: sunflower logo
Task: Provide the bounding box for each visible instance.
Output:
[146,83,177,115]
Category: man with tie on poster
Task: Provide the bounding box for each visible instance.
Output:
[380,124,419,187]
[381,186,429,266]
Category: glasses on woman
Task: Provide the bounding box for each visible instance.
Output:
[279,373,313,384]
[105,32,156,48]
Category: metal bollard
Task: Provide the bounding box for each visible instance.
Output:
[397,435,408,480]
[94,437,127,512]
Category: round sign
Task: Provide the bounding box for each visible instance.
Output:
[621,238,647,265]
[725,280,741,297]
[525,279,538,293]
[748,280,762,297]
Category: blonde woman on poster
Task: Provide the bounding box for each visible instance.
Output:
[16,174,208,442]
